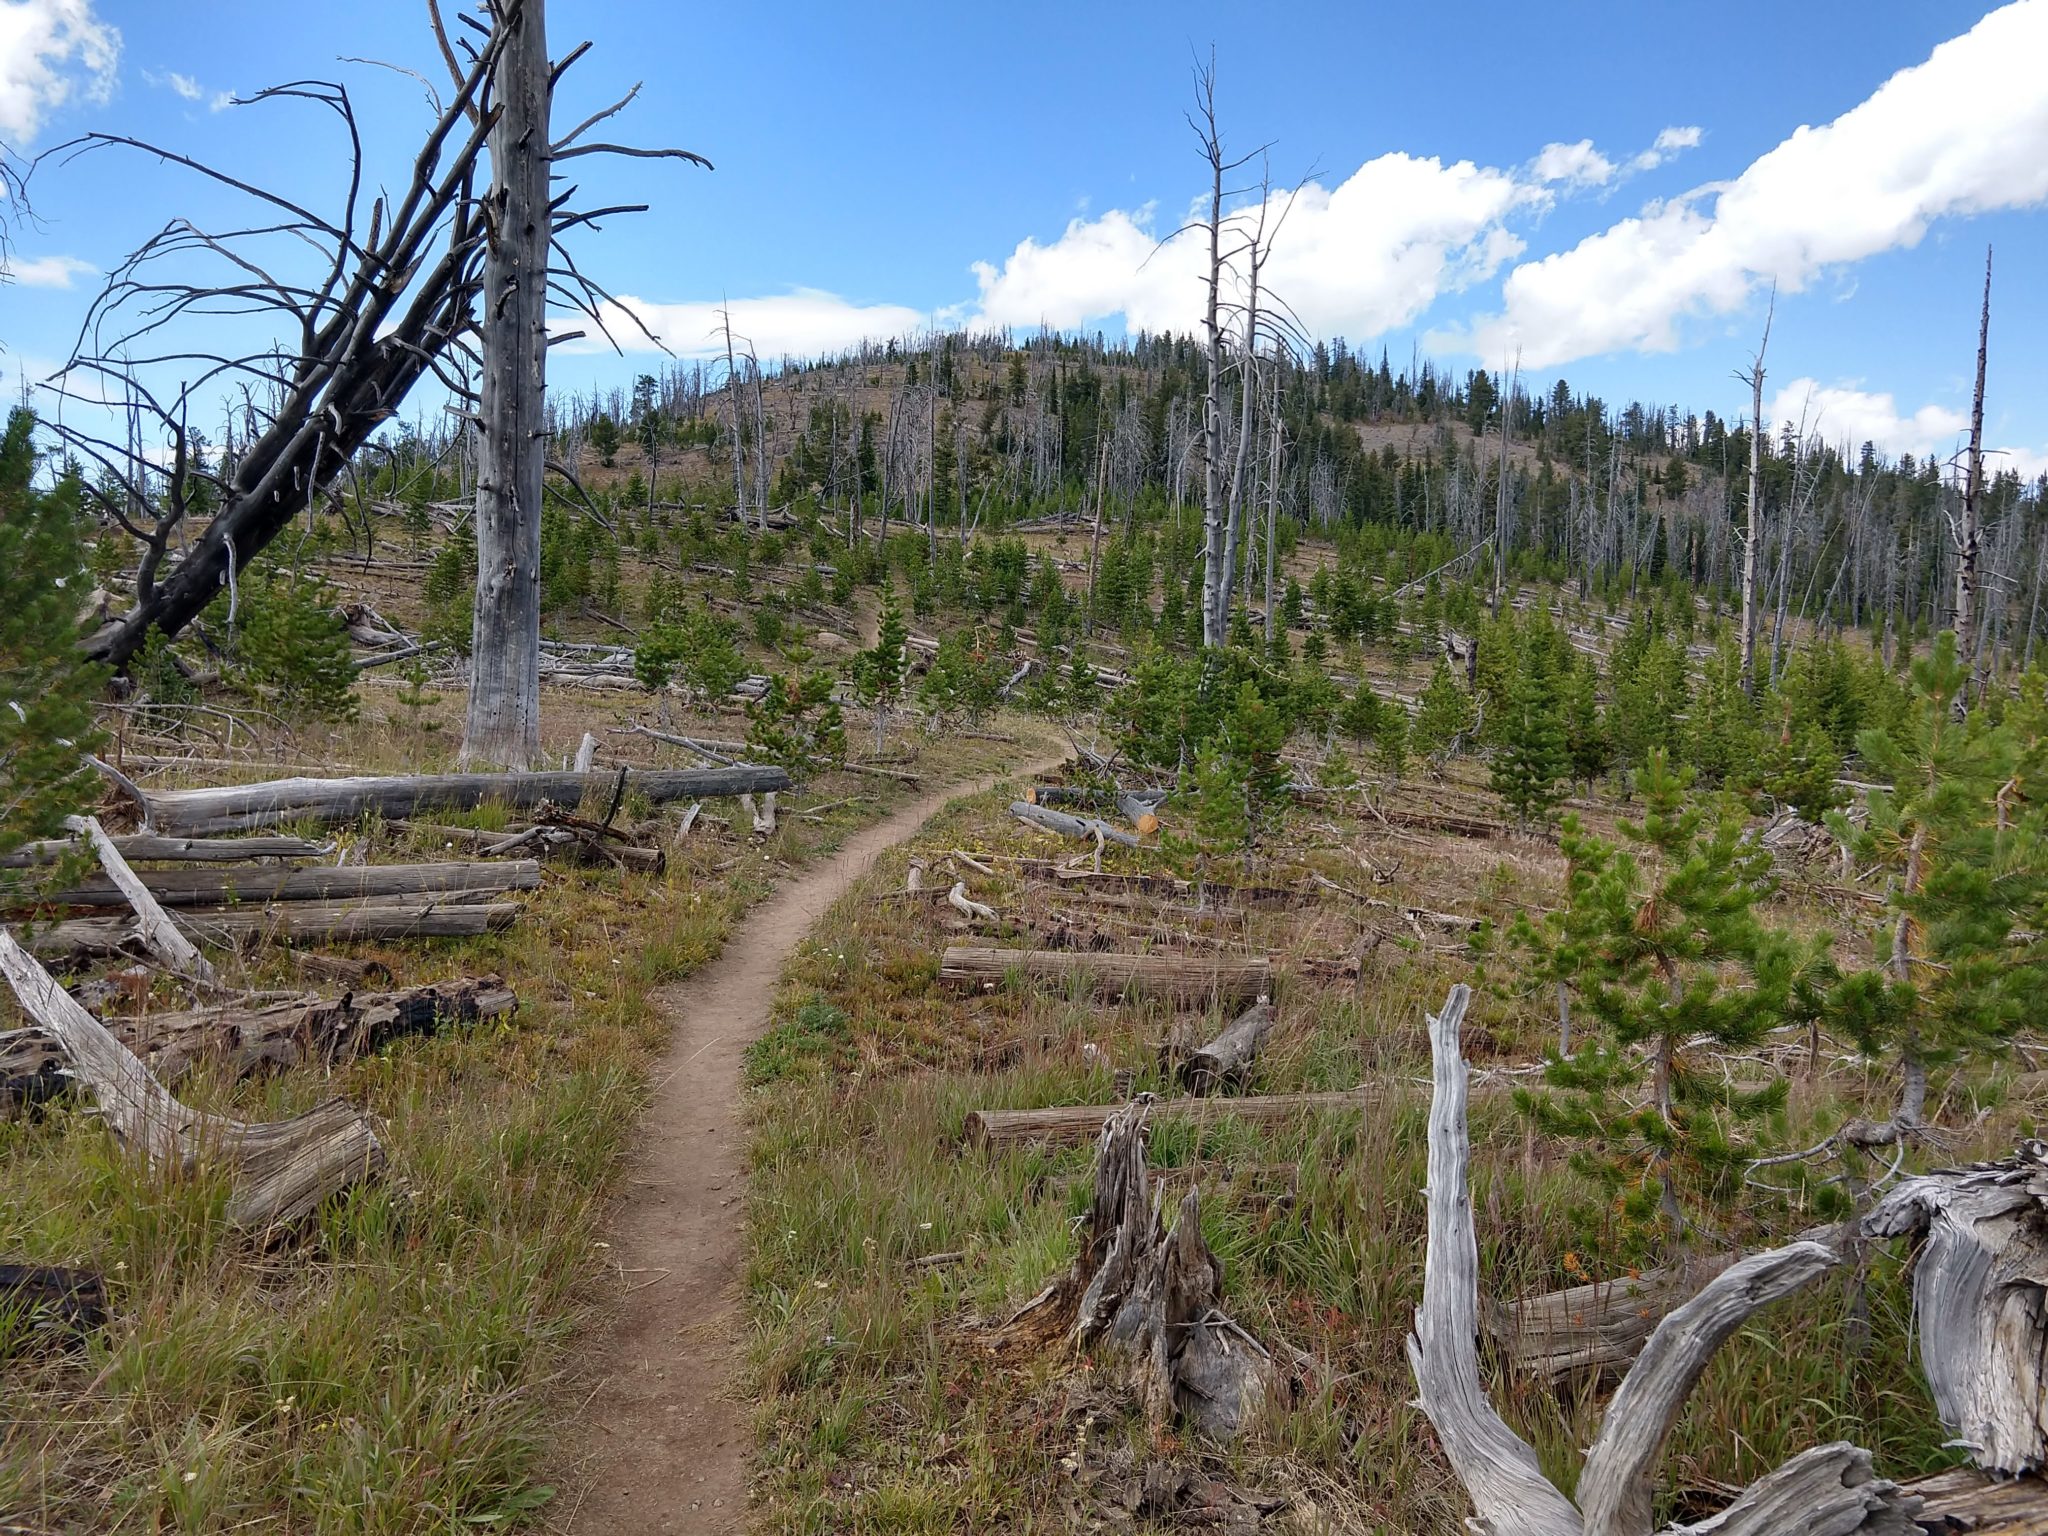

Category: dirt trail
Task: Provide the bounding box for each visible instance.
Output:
[552,756,1057,1533]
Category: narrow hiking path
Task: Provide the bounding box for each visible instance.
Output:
[551,753,1061,1534]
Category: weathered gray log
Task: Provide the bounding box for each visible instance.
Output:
[965,1087,1377,1150]
[572,732,599,773]
[1008,800,1140,849]
[1865,1143,2048,1476]
[1902,1466,2048,1534]
[0,1263,106,1339]
[0,927,384,1230]
[0,834,328,868]
[939,946,1268,1005]
[1181,999,1276,1094]
[144,767,793,834]
[2,977,516,1104]
[1407,983,1915,1536]
[66,815,216,986]
[28,899,519,959]
[1117,791,1163,837]
[43,859,540,909]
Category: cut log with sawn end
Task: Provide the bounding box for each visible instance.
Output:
[1180,999,1276,1094]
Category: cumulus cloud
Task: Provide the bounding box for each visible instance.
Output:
[1629,124,1702,173]
[3,252,92,287]
[0,0,118,143]
[1444,0,2048,367]
[967,152,1540,341]
[1772,376,2048,482]
[568,288,930,360]
[1532,139,1615,188]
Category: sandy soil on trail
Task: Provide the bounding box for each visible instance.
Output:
[548,754,1061,1534]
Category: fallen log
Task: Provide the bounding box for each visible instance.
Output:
[965,1087,1375,1150]
[1903,1467,2048,1534]
[0,928,384,1231]
[0,1263,106,1341]
[1181,999,1276,1094]
[1,833,328,868]
[938,945,1268,1005]
[29,899,520,959]
[144,767,793,834]
[67,815,216,986]
[2,977,516,1105]
[1408,982,1914,1536]
[1008,801,1140,849]
[42,858,541,909]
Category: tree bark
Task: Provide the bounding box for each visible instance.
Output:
[940,945,1268,1005]
[462,0,550,769]
[143,766,789,834]
[1864,1143,2048,1477]
[42,858,541,908]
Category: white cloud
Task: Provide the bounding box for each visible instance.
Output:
[163,70,198,100]
[1446,0,2048,367]
[0,0,118,143]
[1769,377,1966,459]
[967,152,1541,342]
[1532,139,1615,187]
[209,90,233,112]
[569,288,930,360]
[3,251,92,286]
[1771,376,2048,481]
[1629,124,1703,173]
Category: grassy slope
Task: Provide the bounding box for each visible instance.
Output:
[739,769,2023,1535]
[0,703,1023,1532]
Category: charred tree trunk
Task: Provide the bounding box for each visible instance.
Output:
[462,0,551,769]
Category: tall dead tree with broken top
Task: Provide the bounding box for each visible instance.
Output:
[462,0,550,769]
[35,2,706,682]
[1954,246,1992,704]
[1736,295,1772,695]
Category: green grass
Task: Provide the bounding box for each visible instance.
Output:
[0,719,1039,1532]
[742,784,1981,1534]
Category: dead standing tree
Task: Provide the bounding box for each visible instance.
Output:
[1954,246,1991,705]
[35,1,706,686]
[1735,293,1773,695]
[462,0,550,768]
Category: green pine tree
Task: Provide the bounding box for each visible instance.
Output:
[0,408,106,893]
[1490,661,1569,827]
[1411,660,1474,759]
[1512,750,1820,1253]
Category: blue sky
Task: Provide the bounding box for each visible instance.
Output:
[2,0,2045,474]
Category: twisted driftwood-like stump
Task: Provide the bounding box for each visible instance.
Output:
[1409,983,1917,1536]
